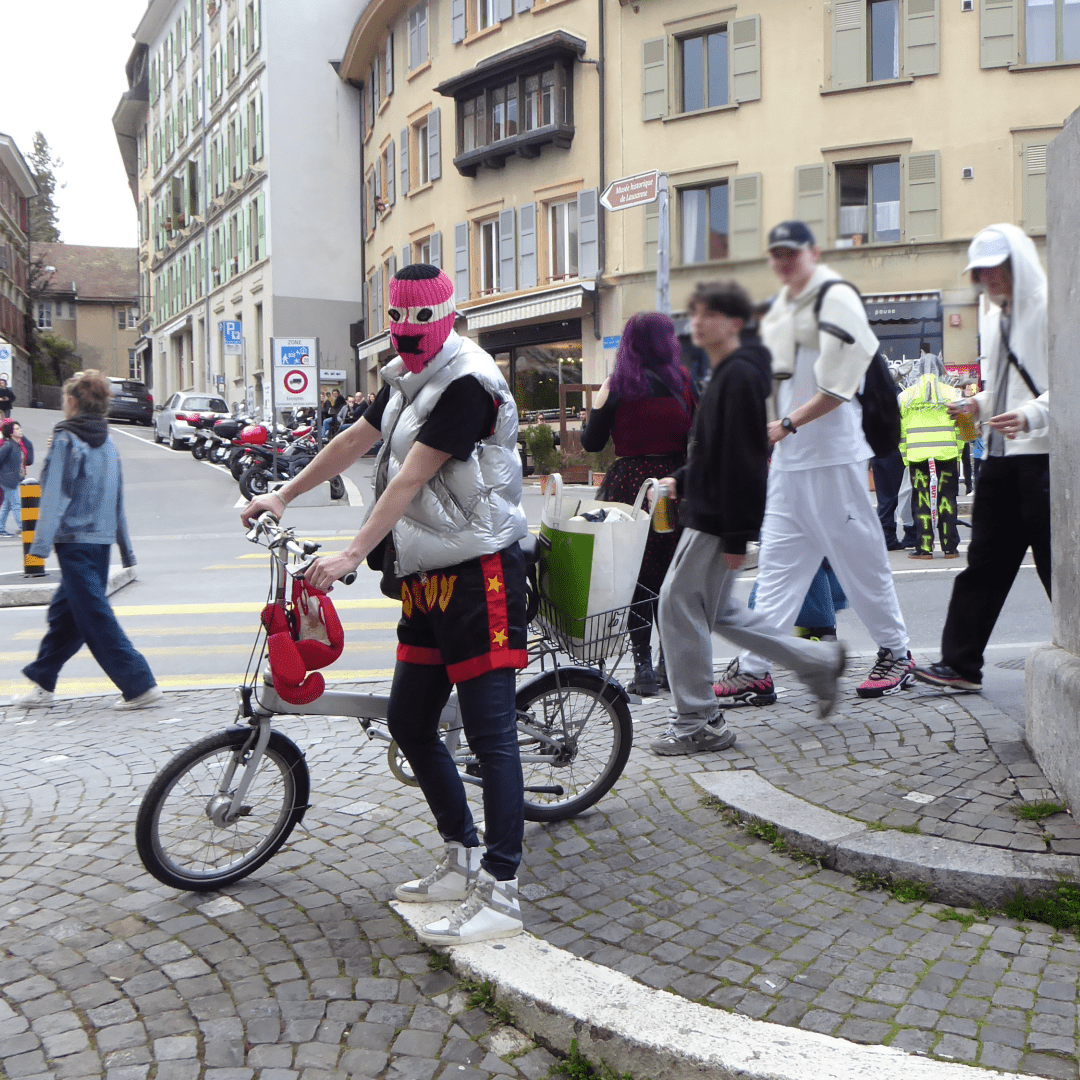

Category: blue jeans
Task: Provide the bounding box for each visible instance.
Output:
[0,483,21,533]
[23,543,156,699]
[387,663,523,880]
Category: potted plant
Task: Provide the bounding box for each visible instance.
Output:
[522,423,559,484]
[586,439,616,488]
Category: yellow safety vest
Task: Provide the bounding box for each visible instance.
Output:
[898,375,963,464]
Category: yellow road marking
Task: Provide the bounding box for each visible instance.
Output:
[0,670,396,695]
[11,620,400,640]
[0,641,398,662]
[236,549,348,560]
[108,599,400,615]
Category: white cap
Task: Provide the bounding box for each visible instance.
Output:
[964,228,1010,274]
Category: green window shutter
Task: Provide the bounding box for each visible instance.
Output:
[238,208,246,271]
[233,119,242,180]
[1022,143,1047,234]
[731,16,761,103]
[904,150,941,242]
[253,0,260,51]
[641,37,667,121]
[240,12,248,61]
[729,173,762,260]
[257,193,266,259]
[385,34,394,97]
[254,92,263,160]
[980,0,1017,68]
[644,199,660,269]
[905,0,939,76]
[240,111,249,176]
[794,164,827,244]
[831,0,866,89]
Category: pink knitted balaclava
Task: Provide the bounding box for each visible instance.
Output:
[388,265,456,373]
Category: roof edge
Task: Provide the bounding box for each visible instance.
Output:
[0,133,39,198]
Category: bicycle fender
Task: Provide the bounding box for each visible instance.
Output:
[514,668,632,707]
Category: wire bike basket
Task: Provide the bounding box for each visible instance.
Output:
[535,587,657,665]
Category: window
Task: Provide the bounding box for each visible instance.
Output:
[836,160,901,246]
[472,0,496,33]
[37,302,52,329]
[119,308,128,330]
[680,182,728,263]
[129,350,143,380]
[416,119,430,185]
[547,200,578,281]
[868,0,900,80]
[228,21,240,81]
[1025,0,1080,61]
[408,3,428,68]
[245,0,261,57]
[479,219,500,294]
[417,237,432,264]
[680,28,728,112]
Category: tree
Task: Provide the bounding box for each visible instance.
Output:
[28,131,63,243]
[32,334,80,387]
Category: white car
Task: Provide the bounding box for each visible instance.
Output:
[154,392,231,450]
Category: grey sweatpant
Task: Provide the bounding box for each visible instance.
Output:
[658,528,839,735]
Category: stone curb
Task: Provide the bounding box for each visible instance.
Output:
[695,771,1080,908]
[0,563,136,607]
[390,901,1040,1080]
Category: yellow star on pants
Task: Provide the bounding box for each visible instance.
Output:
[487,575,502,593]
[492,629,508,646]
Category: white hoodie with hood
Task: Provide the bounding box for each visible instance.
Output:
[971,224,1049,456]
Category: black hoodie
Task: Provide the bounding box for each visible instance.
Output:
[54,416,109,448]
[672,340,772,553]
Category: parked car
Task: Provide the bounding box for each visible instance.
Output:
[107,379,154,425]
[154,392,231,450]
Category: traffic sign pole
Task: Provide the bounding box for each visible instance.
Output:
[656,175,670,316]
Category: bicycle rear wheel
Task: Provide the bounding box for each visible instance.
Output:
[515,669,633,822]
[136,727,310,891]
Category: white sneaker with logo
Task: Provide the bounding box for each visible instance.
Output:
[11,683,54,708]
[395,842,482,903]
[417,869,523,945]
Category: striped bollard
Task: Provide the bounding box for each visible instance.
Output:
[20,479,45,577]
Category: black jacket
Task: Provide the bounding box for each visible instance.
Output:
[673,341,772,553]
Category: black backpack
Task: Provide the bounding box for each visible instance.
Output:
[813,280,901,459]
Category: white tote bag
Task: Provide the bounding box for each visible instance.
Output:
[537,473,658,659]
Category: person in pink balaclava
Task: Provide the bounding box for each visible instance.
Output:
[241,264,530,946]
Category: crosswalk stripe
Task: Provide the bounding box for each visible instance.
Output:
[12,620,400,641]
[0,641,399,662]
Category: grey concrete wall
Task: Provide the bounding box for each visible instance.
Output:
[270,294,361,390]
[1026,103,1080,813]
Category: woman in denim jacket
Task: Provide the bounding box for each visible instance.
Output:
[14,370,162,710]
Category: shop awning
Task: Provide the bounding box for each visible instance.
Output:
[864,293,941,322]
[356,331,391,362]
[464,283,591,331]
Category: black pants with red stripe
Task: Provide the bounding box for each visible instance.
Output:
[387,544,528,880]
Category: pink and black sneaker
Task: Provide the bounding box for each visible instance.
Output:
[713,660,777,705]
[856,648,916,698]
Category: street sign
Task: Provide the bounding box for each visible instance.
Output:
[271,337,318,409]
[220,320,242,355]
[0,340,11,383]
[600,170,660,212]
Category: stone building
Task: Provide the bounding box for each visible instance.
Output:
[113,0,364,413]
[340,0,1074,391]
[30,243,140,378]
[0,133,38,406]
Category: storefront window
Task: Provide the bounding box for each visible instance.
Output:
[513,341,582,415]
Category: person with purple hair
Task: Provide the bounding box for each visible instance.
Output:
[581,312,695,695]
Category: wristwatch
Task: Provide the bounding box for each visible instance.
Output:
[781,417,797,434]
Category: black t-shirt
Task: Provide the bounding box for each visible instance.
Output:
[0,388,14,407]
[364,376,499,461]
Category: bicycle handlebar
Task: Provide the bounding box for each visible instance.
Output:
[247,512,357,586]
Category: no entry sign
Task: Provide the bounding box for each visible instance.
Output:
[271,337,318,409]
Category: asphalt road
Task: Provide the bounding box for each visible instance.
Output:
[0,407,1050,725]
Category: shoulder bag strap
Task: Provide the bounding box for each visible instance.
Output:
[1004,340,1042,399]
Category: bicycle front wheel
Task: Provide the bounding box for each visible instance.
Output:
[136,727,310,891]
[515,669,633,822]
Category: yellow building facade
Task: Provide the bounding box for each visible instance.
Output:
[342,0,1073,390]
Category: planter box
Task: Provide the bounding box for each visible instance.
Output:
[589,471,606,487]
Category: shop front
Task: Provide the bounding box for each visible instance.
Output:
[478,318,583,420]
[864,293,943,365]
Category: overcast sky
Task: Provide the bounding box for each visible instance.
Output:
[2,0,150,249]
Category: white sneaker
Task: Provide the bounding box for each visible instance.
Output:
[113,686,165,710]
[417,869,523,945]
[395,842,481,903]
[11,683,54,708]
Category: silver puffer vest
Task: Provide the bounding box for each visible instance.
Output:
[372,331,528,575]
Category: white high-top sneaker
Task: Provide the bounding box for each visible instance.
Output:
[417,869,523,945]
[394,842,481,903]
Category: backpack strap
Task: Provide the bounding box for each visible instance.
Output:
[813,279,866,346]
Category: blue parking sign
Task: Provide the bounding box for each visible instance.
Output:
[220,320,242,355]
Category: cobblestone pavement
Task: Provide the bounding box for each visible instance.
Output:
[2,669,1079,1080]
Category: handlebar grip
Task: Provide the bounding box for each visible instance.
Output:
[339,571,358,586]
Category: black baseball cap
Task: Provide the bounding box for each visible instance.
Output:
[767,221,816,252]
